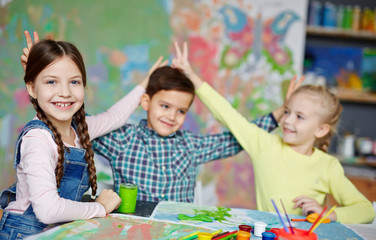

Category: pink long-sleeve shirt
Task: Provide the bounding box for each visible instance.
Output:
[5,86,144,224]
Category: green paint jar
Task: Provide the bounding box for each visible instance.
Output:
[118,183,138,213]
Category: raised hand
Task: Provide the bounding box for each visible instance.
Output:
[172,41,203,88]
[286,75,305,102]
[21,30,40,71]
[139,56,169,89]
[272,75,305,122]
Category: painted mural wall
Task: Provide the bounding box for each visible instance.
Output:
[0,0,307,209]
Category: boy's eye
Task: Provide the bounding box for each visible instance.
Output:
[161,104,169,109]
[297,114,304,120]
[283,109,289,115]
[178,110,186,115]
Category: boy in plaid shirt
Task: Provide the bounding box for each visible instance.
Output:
[92,66,279,202]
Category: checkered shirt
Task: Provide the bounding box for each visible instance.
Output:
[92,113,277,202]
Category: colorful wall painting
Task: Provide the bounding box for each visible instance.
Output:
[151,201,363,240]
[1,0,308,208]
[26,214,213,240]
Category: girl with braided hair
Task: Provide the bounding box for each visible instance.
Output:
[0,32,166,239]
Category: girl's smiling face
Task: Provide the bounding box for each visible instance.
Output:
[280,91,329,155]
[26,56,85,129]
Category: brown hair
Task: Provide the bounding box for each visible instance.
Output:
[291,85,343,152]
[24,39,98,197]
[146,66,195,99]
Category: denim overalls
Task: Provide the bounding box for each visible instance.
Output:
[0,120,90,239]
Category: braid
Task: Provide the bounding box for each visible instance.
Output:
[30,98,66,188]
[74,104,97,197]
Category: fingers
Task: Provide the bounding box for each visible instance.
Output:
[21,47,30,72]
[296,75,305,86]
[292,195,312,209]
[174,41,182,59]
[292,195,322,216]
[33,31,40,43]
[183,42,188,60]
[24,30,33,50]
[148,56,169,76]
[286,75,305,101]
[151,56,164,70]
[96,189,122,214]
[160,59,169,67]
[24,30,40,49]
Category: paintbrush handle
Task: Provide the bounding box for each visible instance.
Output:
[291,218,306,222]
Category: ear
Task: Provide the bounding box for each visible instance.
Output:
[140,94,151,111]
[315,123,330,139]
[26,82,37,99]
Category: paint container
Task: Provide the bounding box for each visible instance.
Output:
[254,221,267,237]
[308,0,322,26]
[322,2,337,28]
[273,228,318,240]
[197,232,212,240]
[118,183,138,213]
[237,230,251,240]
[262,231,277,240]
[239,225,252,233]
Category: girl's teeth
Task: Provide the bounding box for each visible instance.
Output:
[55,103,71,107]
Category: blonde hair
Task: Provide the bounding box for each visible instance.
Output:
[290,85,343,152]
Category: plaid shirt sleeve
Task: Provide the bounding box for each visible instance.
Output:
[191,131,242,165]
[91,128,125,161]
[251,113,278,133]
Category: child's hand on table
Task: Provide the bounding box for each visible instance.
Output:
[96,189,122,214]
[293,195,337,221]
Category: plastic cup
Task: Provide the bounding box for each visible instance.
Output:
[273,228,318,240]
[254,221,267,237]
[239,224,252,233]
[197,232,213,240]
[237,230,251,240]
[118,183,138,213]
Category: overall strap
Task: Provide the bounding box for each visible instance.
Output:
[13,120,52,168]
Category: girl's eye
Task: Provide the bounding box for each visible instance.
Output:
[284,109,289,115]
[178,110,186,115]
[297,115,304,120]
[161,104,168,109]
[46,80,56,84]
[71,80,81,85]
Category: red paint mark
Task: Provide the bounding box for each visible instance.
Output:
[127,224,153,240]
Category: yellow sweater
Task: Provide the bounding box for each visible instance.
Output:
[196,82,375,224]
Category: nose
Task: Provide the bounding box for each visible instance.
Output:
[284,114,294,124]
[58,83,71,97]
[167,110,177,121]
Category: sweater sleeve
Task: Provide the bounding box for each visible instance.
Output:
[19,129,106,224]
[195,82,274,157]
[328,160,375,224]
[87,85,145,140]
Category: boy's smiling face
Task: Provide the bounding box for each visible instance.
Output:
[141,89,194,136]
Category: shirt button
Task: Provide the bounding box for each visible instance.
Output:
[162,166,166,170]
[161,194,165,198]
